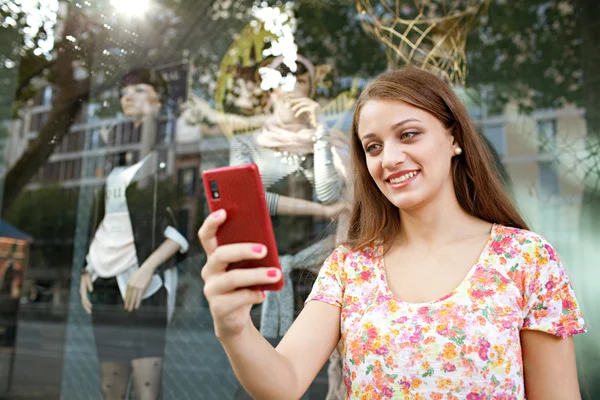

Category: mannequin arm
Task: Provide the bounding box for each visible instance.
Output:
[125,226,189,311]
[275,194,341,219]
[184,95,267,128]
[139,238,181,273]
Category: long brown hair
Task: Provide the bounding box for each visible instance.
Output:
[345,67,529,251]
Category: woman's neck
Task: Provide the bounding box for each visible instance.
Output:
[395,188,488,248]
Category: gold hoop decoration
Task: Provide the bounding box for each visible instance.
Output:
[213,20,274,138]
[356,0,490,85]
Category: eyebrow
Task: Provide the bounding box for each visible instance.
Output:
[360,118,422,141]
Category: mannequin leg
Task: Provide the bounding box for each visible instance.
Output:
[131,357,163,400]
[100,361,131,400]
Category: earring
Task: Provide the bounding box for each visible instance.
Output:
[454,147,463,155]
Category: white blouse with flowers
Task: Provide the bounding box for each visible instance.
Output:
[307,224,586,400]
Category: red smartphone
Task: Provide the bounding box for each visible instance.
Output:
[202,163,283,291]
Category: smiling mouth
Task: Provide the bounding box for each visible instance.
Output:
[387,170,420,186]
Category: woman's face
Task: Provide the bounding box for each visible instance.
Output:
[120,83,161,119]
[357,99,459,211]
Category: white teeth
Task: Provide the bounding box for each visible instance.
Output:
[389,171,418,184]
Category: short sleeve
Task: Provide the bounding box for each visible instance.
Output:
[522,241,586,338]
[164,226,189,253]
[305,246,347,307]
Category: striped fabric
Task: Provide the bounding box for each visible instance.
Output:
[229,133,345,215]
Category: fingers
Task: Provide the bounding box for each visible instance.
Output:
[290,101,314,113]
[124,286,131,311]
[81,295,92,314]
[287,97,314,107]
[124,285,137,312]
[203,267,281,297]
[210,289,265,318]
[201,243,267,281]
[80,275,93,314]
[134,289,143,310]
[85,274,93,293]
[80,284,92,314]
[288,99,318,127]
[293,106,313,119]
[125,286,142,312]
[198,209,227,256]
[126,291,133,312]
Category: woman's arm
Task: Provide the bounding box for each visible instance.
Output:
[521,330,581,400]
[220,301,341,400]
[199,210,343,399]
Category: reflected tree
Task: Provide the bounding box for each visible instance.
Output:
[0,0,253,214]
[466,0,599,192]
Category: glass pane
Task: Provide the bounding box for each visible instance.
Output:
[0,0,598,399]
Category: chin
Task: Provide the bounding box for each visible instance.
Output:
[122,108,139,118]
[384,191,428,212]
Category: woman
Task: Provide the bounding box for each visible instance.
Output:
[198,68,586,399]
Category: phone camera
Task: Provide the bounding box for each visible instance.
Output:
[209,181,220,199]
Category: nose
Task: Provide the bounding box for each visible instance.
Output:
[121,89,133,103]
[381,144,407,170]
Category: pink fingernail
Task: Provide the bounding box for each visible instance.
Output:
[261,291,265,299]
[267,269,278,278]
[212,209,224,219]
[252,244,264,254]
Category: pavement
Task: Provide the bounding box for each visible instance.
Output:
[2,305,329,400]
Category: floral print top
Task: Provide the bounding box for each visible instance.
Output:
[306,224,586,400]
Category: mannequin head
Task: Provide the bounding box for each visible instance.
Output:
[119,68,167,121]
[270,56,314,100]
[266,55,331,124]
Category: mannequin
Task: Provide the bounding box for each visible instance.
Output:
[79,68,188,400]
[228,55,350,399]
[228,55,349,328]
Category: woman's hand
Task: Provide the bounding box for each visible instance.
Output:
[124,265,155,312]
[198,209,280,340]
[287,97,320,128]
[80,272,93,315]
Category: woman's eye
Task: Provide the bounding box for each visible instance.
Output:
[365,143,381,153]
[400,132,418,140]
